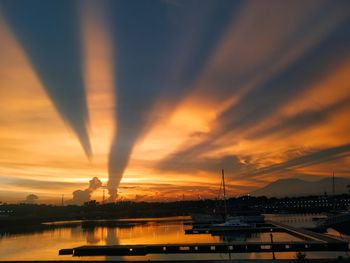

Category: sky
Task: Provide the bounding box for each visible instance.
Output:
[0,0,349,204]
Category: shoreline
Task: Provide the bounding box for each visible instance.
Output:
[1,259,350,263]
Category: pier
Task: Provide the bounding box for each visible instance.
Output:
[59,220,349,257]
[185,226,282,234]
[59,240,349,256]
[266,221,345,243]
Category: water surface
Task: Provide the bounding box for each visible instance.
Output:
[1,215,349,261]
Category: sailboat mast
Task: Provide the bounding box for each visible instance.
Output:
[222,169,228,220]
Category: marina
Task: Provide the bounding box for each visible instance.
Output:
[59,220,349,257]
[1,214,350,261]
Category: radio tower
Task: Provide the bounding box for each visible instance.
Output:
[100,184,108,204]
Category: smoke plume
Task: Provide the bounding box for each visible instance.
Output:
[71,177,102,205]
[23,194,38,204]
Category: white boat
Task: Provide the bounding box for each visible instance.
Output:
[191,170,263,227]
[213,217,251,227]
[209,170,254,228]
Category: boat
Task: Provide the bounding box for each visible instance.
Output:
[212,217,252,228]
[191,170,261,230]
[190,213,222,223]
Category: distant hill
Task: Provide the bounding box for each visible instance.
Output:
[250,177,350,197]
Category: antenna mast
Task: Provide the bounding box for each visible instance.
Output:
[222,169,228,220]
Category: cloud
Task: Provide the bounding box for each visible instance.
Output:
[245,143,350,179]
[184,0,349,105]
[216,25,349,133]
[247,96,350,140]
[23,194,38,204]
[1,0,350,202]
[71,189,90,205]
[157,154,244,174]
[123,181,253,200]
[7,178,82,190]
[70,177,102,205]
[0,0,91,157]
[104,0,239,200]
[158,1,350,168]
[87,176,103,191]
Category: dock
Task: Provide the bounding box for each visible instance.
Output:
[266,221,346,243]
[60,239,349,257]
[59,220,349,257]
[185,226,282,234]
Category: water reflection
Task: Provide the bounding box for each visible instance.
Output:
[264,213,327,228]
[105,227,121,261]
[216,231,301,243]
[218,232,252,242]
[0,217,349,261]
[85,228,101,244]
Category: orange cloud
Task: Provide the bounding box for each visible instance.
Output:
[1,1,350,203]
[0,18,106,202]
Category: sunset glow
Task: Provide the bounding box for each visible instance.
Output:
[0,0,349,204]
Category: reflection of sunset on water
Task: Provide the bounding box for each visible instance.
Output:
[1,218,349,261]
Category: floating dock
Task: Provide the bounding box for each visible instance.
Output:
[59,220,349,257]
[185,226,282,234]
[59,239,348,257]
[265,221,345,242]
